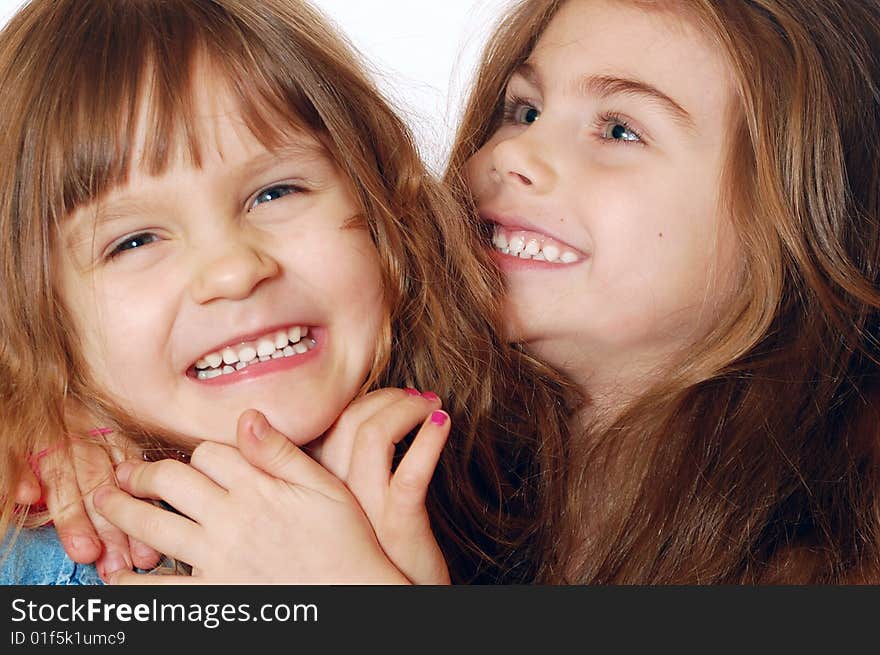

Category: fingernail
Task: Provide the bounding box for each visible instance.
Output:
[132,540,158,561]
[404,387,421,396]
[422,391,440,401]
[62,534,99,554]
[92,486,110,507]
[114,462,133,484]
[251,412,269,440]
[100,552,131,580]
[430,410,447,426]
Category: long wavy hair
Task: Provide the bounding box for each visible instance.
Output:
[0,0,575,583]
[446,0,880,583]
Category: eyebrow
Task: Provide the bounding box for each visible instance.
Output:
[513,63,696,131]
[63,200,150,254]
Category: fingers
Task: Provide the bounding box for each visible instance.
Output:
[68,440,140,581]
[235,409,344,499]
[38,445,102,564]
[36,440,154,580]
[188,441,260,491]
[346,391,442,519]
[312,388,420,479]
[92,486,200,565]
[128,537,164,571]
[113,458,227,522]
[389,410,450,510]
[379,411,451,587]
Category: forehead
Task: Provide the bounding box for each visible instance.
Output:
[126,52,321,169]
[529,0,737,120]
[126,64,323,174]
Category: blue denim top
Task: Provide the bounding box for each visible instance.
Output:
[0,526,103,585]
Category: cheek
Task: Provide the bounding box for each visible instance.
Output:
[300,229,385,343]
[310,231,382,301]
[341,243,385,338]
[582,193,731,330]
[67,275,177,387]
[464,147,494,197]
[57,278,118,374]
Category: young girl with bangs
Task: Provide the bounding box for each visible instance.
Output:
[18,0,880,586]
[0,0,572,585]
[445,0,880,583]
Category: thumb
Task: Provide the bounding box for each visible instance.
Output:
[235,410,342,496]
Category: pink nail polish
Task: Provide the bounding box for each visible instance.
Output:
[430,410,447,426]
[405,387,421,396]
[422,391,440,401]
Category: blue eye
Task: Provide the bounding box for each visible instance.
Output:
[107,232,160,259]
[601,118,642,143]
[250,184,299,210]
[502,96,540,126]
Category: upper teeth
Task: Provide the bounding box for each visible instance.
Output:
[492,225,581,263]
[194,326,313,379]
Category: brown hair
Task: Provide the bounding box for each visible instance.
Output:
[0,0,574,582]
[446,0,880,583]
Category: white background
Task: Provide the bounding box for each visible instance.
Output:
[0,0,510,169]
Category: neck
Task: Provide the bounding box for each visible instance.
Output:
[545,347,676,433]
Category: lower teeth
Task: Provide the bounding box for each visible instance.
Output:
[196,338,316,379]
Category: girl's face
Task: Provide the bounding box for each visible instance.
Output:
[56,82,384,446]
[466,0,742,395]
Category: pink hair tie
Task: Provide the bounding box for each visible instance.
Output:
[27,443,62,476]
[26,426,114,488]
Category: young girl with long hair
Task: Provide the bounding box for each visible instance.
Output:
[446,0,880,583]
[0,0,572,584]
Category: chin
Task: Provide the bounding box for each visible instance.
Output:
[259,407,334,447]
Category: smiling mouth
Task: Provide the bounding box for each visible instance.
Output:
[189,325,317,380]
[488,224,585,264]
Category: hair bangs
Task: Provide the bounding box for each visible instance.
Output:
[32,0,325,225]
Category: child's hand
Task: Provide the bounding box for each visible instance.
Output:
[15,438,162,581]
[305,388,452,585]
[93,411,410,584]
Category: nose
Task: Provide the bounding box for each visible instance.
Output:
[489,128,558,194]
[190,237,280,305]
